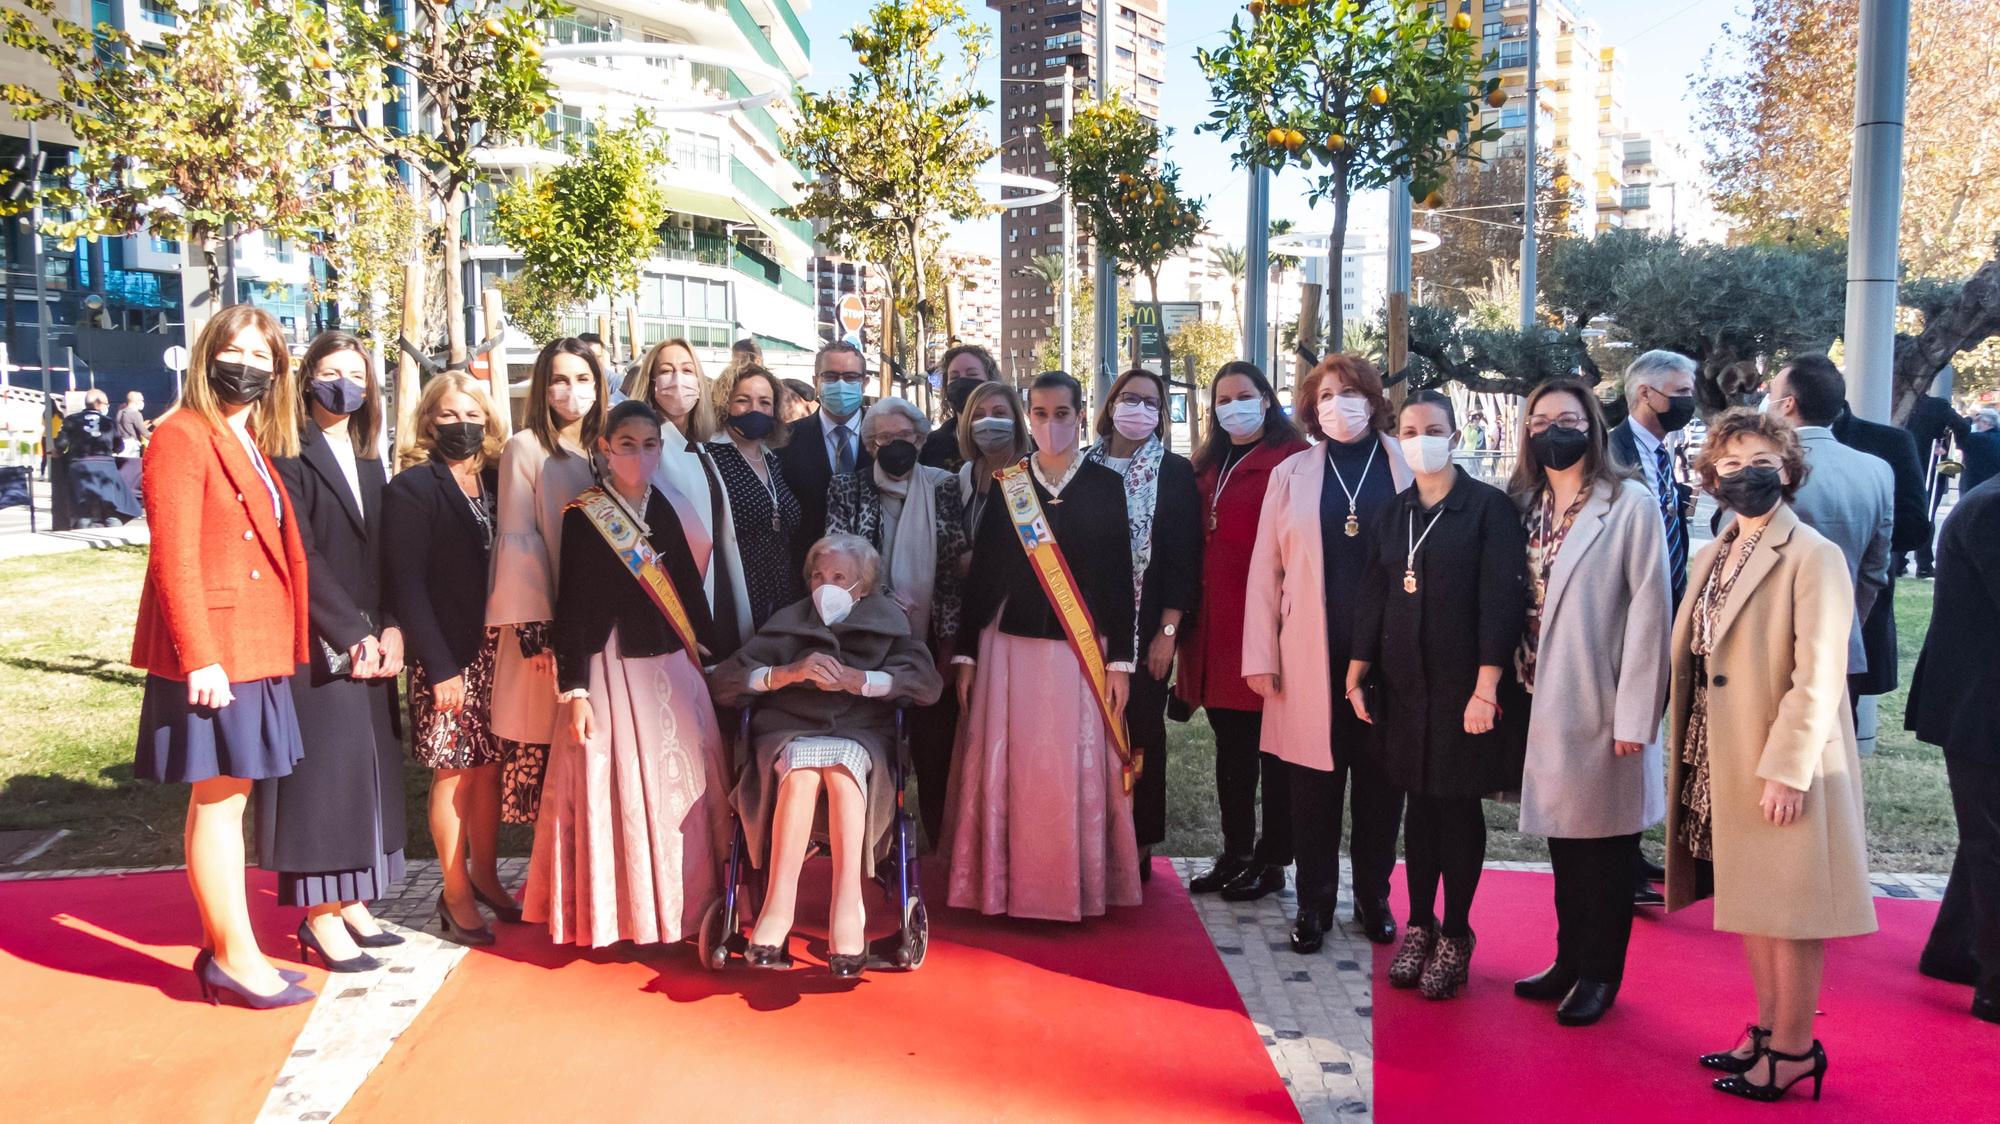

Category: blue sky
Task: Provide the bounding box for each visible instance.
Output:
[795,0,1745,247]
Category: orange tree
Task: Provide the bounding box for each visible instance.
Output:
[1198,0,1499,350]
[1045,94,1206,378]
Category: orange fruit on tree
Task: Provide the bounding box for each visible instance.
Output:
[1265,126,1287,147]
[1423,191,1444,209]
[1451,11,1472,32]
[1247,0,1265,14]
[383,33,399,51]
[1284,128,1305,150]
[1327,132,1346,151]
[1367,85,1389,107]
[483,16,505,37]
[1486,88,1508,108]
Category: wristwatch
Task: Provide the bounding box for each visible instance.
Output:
[1161,622,1178,638]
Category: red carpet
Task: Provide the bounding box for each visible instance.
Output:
[0,871,323,1123]
[1374,868,1991,1123]
[341,857,1290,1122]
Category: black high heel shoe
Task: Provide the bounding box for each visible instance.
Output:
[828,951,867,979]
[296,922,382,973]
[1713,1040,1827,1102]
[745,937,795,970]
[196,952,315,1009]
[1699,1024,1770,1074]
[198,948,306,984]
[473,886,524,924]
[435,893,496,947]
[344,921,405,949]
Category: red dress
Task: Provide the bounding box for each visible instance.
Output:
[1174,438,1307,713]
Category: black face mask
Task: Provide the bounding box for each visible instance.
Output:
[1715,464,1784,518]
[209,359,274,406]
[310,377,367,417]
[1528,425,1590,472]
[433,421,485,463]
[944,376,982,416]
[875,438,919,477]
[727,410,776,440]
[1654,393,1697,433]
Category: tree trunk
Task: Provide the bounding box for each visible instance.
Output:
[1326,185,1350,354]
[1148,266,1172,387]
[202,237,224,314]
[444,185,467,365]
[1892,250,2000,419]
[907,221,929,388]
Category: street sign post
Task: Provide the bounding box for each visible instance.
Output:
[836,294,867,342]
[164,344,188,401]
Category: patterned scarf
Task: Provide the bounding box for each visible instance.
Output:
[1087,434,1165,650]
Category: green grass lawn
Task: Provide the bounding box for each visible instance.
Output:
[0,548,1957,874]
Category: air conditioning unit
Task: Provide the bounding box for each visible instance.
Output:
[674,215,695,230]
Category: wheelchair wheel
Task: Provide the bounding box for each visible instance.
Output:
[697,897,729,970]
[896,898,929,970]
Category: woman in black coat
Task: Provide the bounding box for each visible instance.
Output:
[1085,368,1201,874]
[1347,391,1528,1000]
[382,374,508,946]
[255,333,408,972]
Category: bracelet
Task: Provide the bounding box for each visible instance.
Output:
[1344,686,1363,699]
[1473,694,1499,708]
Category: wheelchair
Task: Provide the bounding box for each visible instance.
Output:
[697,700,930,972]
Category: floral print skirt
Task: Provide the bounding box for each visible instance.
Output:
[409,628,503,770]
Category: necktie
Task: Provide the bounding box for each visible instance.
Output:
[834,423,854,475]
[1655,441,1686,603]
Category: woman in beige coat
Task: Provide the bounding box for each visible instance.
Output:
[1668,410,1875,1104]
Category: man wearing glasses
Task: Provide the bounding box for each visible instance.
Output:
[777,341,874,567]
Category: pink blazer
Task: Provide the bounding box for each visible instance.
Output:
[1241,433,1412,772]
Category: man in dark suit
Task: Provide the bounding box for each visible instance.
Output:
[1961,408,2000,495]
[1901,392,1970,576]
[1607,349,1699,907]
[1907,476,2000,1025]
[775,341,872,567]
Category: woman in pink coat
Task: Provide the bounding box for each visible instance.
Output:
[1242,354,1412,954]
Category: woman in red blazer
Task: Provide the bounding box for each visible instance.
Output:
[1174,362,1308,901]
[132,304,314,1009]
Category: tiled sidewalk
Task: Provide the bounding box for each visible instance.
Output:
[1,859,1949,1123]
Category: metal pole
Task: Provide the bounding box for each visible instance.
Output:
[28,124,52,425]
[1519,0,1538,331]
[1844,0,1907,423]
[1092,0,1119,399]
[1388,179,1412,382]
[1244,167,1270,373]
[1060,67,1076,379]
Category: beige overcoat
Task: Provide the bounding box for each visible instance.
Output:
[1240,435,1412,772]
[1664,504,1878,940]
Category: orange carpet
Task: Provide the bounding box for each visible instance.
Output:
[0,870,322,1123]
[341,858,1292,1122]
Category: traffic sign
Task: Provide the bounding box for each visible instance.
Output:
[163,345,189,372]
[836,294,867,335]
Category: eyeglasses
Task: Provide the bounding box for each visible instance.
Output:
[818,372,866,386]
[867,431,917,448]
[1526,414,1589,436]
[1113,392,1160,409]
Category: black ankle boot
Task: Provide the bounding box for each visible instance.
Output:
[1555,978,1619,1026]
[1514,961,1577,1001]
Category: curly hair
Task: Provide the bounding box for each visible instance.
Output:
[1296,353,1392,441]
[1693,407,1810,501]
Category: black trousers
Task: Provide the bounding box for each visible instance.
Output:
[907,690,958,850]
[1548,833,1641,982]
[1291,708,1403,915]
[1926,754,2000,996]
[1209,707,1291,865]
[1128,664,1170,849]
[1404,794,1485,936]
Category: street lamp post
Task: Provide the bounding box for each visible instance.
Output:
[1519,0,1539,331]
[1059,67,1076,383]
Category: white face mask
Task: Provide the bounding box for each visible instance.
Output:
[549,381,597,421]
[1318,395,1374,443]
[1400,434,1454,475]
[1111,400,1160,442]
[1215,398,1265,439]
[813,581,859,627]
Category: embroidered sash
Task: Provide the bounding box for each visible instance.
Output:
[570,487,703,660]
[995,462,1140,793]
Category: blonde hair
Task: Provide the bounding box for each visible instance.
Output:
[957,380,1030,464]
[400,373,505,470]
[167,305,300,458]
[627,338,718,442]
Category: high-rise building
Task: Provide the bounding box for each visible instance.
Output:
[1600,130,1728,243]
[473,0,819,380]
[810,255,886,353]
[990,0,1167,381]
[943,247,1003,355]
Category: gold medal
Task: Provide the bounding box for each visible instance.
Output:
[1344,510,1360,537]
[1403,569,1418,594]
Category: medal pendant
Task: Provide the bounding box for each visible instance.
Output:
[1208,512,1218,533]
[1344,512,1360,537]
[772,513,782,533]
[1403,570,1418,594]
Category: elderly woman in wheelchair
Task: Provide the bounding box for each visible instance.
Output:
[710,534,943,977]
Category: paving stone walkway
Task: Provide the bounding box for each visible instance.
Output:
[1,859,1948,1123]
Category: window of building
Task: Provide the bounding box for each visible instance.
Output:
[149,235,179,255]
[1483,21,1502,36]
[271,238,293,264]
[140,0,176,26]
[1622,184,1651,209]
